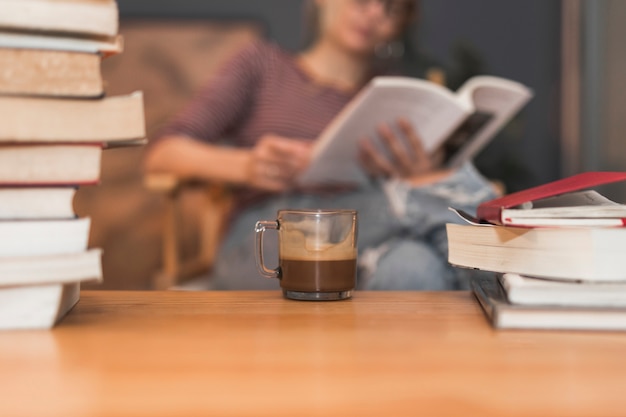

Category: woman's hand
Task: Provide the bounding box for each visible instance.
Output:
[358,118,444,180]
[247,134,312,191]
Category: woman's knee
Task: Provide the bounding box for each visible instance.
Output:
[359,239,457,290]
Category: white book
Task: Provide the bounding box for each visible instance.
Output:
[472,275,626,331]
[499,273,626,308]
[0,217,90,256]
[0,248,103,330]
[0,0,119,37]
[0,249,102,287]
[298,75,532,186]
[0,92,145,143]
[446,223,626,282]
[0,282,81,330]
[0,31,123,56]
[0,187,76,220]
[0,144,102,185]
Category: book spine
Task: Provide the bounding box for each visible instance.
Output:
[471,278,498,327]
[476,205,503,224]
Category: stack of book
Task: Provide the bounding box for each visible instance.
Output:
[0,0,145,330]
[447,172,626,331]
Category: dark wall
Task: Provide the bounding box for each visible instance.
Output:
[118,0,305,51]
[119,0,562,190]
[419,0,562,190]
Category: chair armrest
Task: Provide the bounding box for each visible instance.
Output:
[144,173,232,289]
[144,173,181,193]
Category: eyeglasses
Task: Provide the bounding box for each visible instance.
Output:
[352,0,414,19]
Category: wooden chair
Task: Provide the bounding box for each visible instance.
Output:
[144,174,232,290]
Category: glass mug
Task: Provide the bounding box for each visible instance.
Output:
[255,209,358,301]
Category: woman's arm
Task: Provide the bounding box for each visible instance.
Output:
[143,41,266,185]
[144,135,252,185]
[144,41,313,191]
[145,134,312,192]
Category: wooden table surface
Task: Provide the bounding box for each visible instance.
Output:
[1,291,626,417]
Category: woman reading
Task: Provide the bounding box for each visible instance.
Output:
[145,0,497,290]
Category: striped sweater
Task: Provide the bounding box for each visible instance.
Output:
[155,40,373,212]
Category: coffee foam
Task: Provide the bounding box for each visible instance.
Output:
[279,222,356,261]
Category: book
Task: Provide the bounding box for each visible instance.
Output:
[0,282,81,330]
[446,222,626,281]
[499,273,626,308]
[0,92,145,143]
[0,144,101,185]
[472,274,626,331]
[0,249,102,287]
[0,0,119,37]
[0,48,103,97]
[476,171,626,226]
[0,187,76,219]
[298,75,532,186]
[0,217,90,256]
[0,31,123,57]
[0,253,102,330]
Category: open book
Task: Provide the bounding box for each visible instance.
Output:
[298,75,532,186]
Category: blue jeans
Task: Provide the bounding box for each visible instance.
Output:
[208,163,497,290]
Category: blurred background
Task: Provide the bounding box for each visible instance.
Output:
[75,0,626,290]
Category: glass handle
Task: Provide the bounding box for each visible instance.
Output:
[254,220,279,279]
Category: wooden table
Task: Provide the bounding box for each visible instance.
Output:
[1,291,626,417]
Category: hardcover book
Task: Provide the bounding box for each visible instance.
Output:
[476,172,626,227]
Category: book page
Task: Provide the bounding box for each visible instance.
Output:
[529,190,620,209]
[298,77,471,186]
[446,76,532,168]
[496,191,626,227]
[505,206,626,219]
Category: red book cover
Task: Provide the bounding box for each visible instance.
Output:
[476,172,626,224]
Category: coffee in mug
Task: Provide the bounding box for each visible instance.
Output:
[255,209,358,300]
